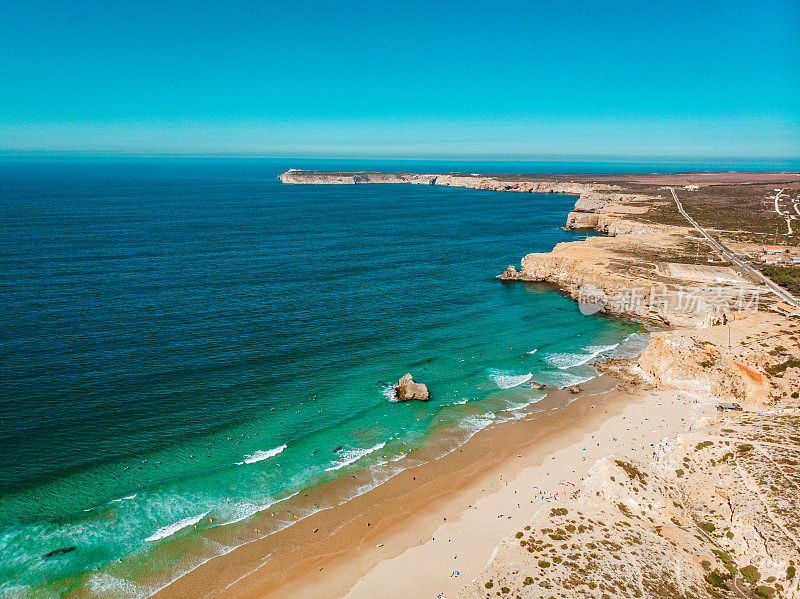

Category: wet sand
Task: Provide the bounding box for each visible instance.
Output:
[144,371,703,599]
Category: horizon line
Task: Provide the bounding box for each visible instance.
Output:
[1,150,799,163]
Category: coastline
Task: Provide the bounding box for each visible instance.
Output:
[148,375,671,599]
[140,170,677,597]
[132,170,800,597]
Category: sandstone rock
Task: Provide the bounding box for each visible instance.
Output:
[395,374,430,401]
[569,385,582,394]
[573,196,611,212]
[598,203,651,215]
[499,265,520,280]
[565,211,600,229]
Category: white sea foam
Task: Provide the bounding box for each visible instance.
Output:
[526,348,538,355]
[325,442,387,472]
[111,493,137,503]
[145,511,210,542]
[537,370,595,389]
[449,398,469,405]
[507,392,546,413]
[223,496,281,526]
[545,343,619,369]
[236,444,287,465]
[381,384,398,401]
[87,573,146,598]
[611,332,650,359]
[455,413,495,442]
[489,370,533,389]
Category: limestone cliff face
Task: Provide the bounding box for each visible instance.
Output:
[279,170,436,185]
[637,312,799,408]
[564,211,600,229]
[279,170,622,197]
[596,216,664,236]
[513,233,728,327]
[280,171,658,237]
[573,196,611,212]
[638,331,770,405]
[565,198,654,232]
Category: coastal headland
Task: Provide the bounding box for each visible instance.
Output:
[151,170,800,599]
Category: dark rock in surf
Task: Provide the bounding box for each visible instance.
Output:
[44,546,76,559]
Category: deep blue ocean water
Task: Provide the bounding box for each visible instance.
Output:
[0,157,657,596]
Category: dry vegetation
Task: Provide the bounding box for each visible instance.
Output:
[462,413,800,599]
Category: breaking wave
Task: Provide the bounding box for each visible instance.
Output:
[236,444,287,465]
[325,442,387,472]
[145,511,210,542]
[489,370,533,389]
[544,343,619,369]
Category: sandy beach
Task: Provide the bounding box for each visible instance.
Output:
[149,371,709,599]
[340,388,708,599]
[145,169,800,599]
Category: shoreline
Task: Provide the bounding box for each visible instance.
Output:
[148,374,657,599]
[144,169,750,598]
[100,169,800,597]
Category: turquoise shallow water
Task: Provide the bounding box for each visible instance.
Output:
[0,158,643,596]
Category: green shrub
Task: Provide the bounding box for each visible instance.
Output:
[788,565,796,579]
[705,569,730,589]
[763,266,800,295]
[701,522,716,532]
[614,460,648,485]
[766,359,800,375]
[741,565,761,584]
[712,549,732,564]
[755,585,775,598]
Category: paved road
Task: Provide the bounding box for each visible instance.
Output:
[668,187,800,308]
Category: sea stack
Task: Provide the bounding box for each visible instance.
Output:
[498,265,521,280]
[395,373,430,401]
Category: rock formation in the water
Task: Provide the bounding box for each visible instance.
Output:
[395,374,430,401]
[499,265,521,280]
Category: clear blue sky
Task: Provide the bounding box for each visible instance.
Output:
[1,0,798,158]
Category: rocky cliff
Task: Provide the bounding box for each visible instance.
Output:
[279,170,437,185]
[636,311,800,408]
[279,169,623,198]
[465,169,800,598]
[280,170,658,234]
[500,227,746,327]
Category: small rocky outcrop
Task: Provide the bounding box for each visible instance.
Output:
[499,265,522,280]
[395,374,430,401]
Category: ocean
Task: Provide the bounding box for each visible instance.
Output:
[0,157,653,597]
